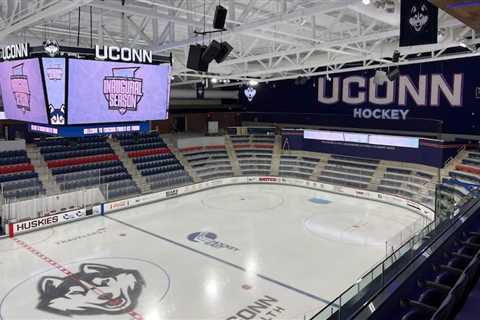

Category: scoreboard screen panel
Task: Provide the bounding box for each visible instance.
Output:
[67,59,170,124]
[0,58,49,124]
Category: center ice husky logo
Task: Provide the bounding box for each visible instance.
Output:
[409,3,429,32]
[37,263,145,316]
[10,63,31,113]
[103,67,144,115]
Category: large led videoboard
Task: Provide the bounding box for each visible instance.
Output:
[0,58,49,124]
[67,59,171,124]
[41,57,66,125]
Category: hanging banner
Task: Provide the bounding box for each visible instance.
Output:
[240,56,480,135]
[400,0,438,47]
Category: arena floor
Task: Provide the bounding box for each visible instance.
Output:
[0,184,422,320]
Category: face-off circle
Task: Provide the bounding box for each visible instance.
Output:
[0,257,170,319]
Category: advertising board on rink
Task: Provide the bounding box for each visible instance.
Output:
[8,206,101,237]
[7,176,433,238]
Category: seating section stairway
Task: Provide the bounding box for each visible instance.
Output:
[180,145,234,180]
[38,136,139,199]
[116,132,192,191]
[230,134,275,176]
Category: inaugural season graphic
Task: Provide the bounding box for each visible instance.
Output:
[103,67,144,115]
[10,63,31,113]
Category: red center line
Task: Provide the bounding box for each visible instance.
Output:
[12,238,144,320]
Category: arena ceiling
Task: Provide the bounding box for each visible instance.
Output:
[0,0,478,88]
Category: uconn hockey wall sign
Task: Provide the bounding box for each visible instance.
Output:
[317,74,462,120]
[240,56,480,135]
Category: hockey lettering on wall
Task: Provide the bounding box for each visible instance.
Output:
[240,56,480,135]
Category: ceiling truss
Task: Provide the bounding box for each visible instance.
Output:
[0,0,478,88]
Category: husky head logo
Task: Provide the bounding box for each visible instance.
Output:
[49,104,65,125]
[409,3,429,32]
[244,86,256,102]
[37,263,145,316]
[103,67,144,115]
[44,40,60,57]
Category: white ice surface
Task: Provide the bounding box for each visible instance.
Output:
[0,184,421,320]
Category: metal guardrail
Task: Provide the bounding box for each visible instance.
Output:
[308,188,479,320]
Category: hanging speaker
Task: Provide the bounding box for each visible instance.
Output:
[213,5,227,29]
[392,50,400,63]
[187,44,208,72]
[214,41,233,63]
[201,40,222,65]
[387,68,400,81]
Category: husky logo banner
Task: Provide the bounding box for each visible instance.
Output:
[400,0,438,46]
[37,263,145,316]
[244,86,256,102]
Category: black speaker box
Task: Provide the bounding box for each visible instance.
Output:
[215,41,233,63]
[388,68,400,81]
[213,5,227,29]
[187,45,208,72]
[202,40,222,64]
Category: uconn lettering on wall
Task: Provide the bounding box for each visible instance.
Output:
[318,74,463,107]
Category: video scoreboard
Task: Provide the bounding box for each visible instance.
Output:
[0,43,171,128]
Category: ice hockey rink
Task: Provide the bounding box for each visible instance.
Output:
[0,184,424,320]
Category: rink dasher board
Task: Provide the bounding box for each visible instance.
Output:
[103,176,434,219]
[6,206,102,238]
[5,176,434,238]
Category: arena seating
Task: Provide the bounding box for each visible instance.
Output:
[364,196,480,320]
[230,134,274,175]
[0,149,45,200]
[318,155,378,189]
[279,154,319,179]
[117,133,191,191]
[175,134,446,211]
[38,137,139,199]
[181,145,234,180]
